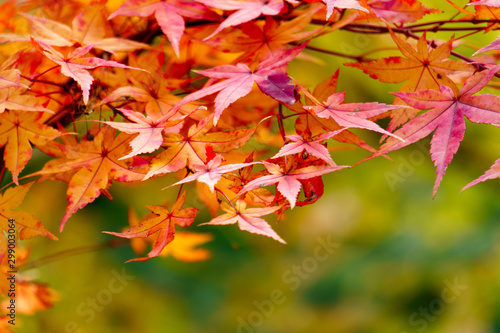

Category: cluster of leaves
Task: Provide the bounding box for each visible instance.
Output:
[3,0,500,326]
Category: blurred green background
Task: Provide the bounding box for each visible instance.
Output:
[12,1,500,332]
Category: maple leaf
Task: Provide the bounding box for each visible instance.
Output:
[464,0,500,27]
[159,231,213,262]
[0,69,27,90]
[462,158,500,191]
[373,66,500,196]
[200,200,285,243]
[302,86,402,139]
[238,160,347,209]
[104,191,198,262]
[0,182,57,240]
[271,129,345,166]
[0,0,16,33]
[346,31,467,91]
[209,12,319,62]
[1,279,59,315]
[468,0,500,7]
[346,30,473,130]
[473,35,500,55]
[0,51,29,90]
[0,111,61,184]
[109,0,215,57]
[98,83,192,119]
[145,115,256,179]
[364,0,441,23]
[173,45,304,125]
[167,154,258,192]
[17,12,73,47]
[0,87,53,114]
[71,5,150,54]
[121,199,209,264]
[323,0,368,19]
[198,0,287,40]
[33,126,149,231]
[102,107,188,160]
[292,71,383,154]
[30,38,144,105]
[17,11,149,54]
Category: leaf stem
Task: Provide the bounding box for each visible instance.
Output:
[214,186,237,212]
[18,239,129,271]
[304,44,366,61]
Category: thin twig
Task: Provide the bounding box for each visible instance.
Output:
[18,239,128,271]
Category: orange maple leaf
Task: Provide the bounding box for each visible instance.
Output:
[346,30,473,130]
[0,182,57,240]
[209,12,320,62]
[0,111,60,184]
[33,126,149,231]
[145,115,255,179]
[19,7,149,53]
[104,191,198,262]
[0,87,53,114]
[159,231,213,262]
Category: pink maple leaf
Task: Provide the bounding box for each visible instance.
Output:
[238,161,347,209]
[304,90,402,139]
[167,154,258,192]
[198,0,288,39]
[467,0,500,7]
[323,0,368,19]
[272,129,345,166]
[109,0,215,57]
[31,38,143,104]
[374,65,500,196]
[462,158,500,191]
[173,45,305,125]
[473,35,500,55]
[103,108,187,160]
[200,200,285,243]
